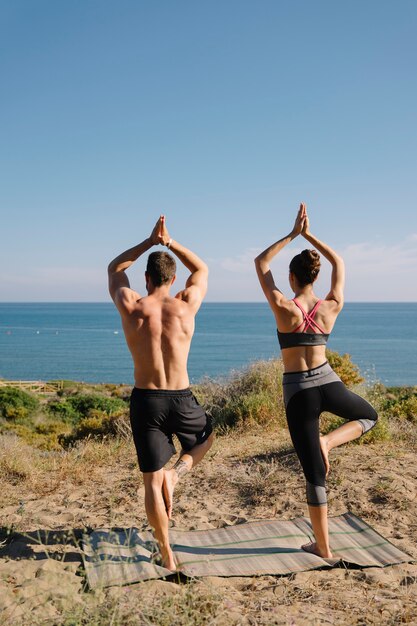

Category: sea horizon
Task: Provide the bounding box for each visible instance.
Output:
[1,302,416,387]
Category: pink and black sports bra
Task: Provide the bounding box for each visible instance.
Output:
[277,298,329,350]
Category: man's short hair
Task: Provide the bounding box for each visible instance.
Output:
[146,251,176,286]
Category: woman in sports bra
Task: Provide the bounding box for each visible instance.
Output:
[255,203,378,558]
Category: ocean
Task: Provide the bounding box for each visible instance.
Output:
[0,303,416,387]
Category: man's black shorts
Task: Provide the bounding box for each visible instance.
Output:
[129,388,213,473]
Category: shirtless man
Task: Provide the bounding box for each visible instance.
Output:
[108,216,214,570]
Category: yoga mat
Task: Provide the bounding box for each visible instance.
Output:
[82,512,413,589]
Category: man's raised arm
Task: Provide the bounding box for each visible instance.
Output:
[107,217,162,311]
[159,217,208,308]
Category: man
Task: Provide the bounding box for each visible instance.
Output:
[108,215,214,570]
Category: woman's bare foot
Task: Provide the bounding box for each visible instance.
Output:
[162,469,179,519]
[319,436,330,477]
[302,541,333,559]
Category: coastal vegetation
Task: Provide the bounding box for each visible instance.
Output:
[0,351,414,451]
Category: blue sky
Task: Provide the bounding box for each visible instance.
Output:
[1,0,416,301]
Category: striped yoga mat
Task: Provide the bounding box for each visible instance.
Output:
[82,512,413,588]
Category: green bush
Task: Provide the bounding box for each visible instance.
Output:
[35,420,71,435]
[66,394,127,417]
[380,387,417,423]
[194,359,285,430]
[0,387,39,420]
[1,422,64,450]
[59,409,127,447]
[48,393,127,424]
[47,399,80,423]
[326,350,364,386]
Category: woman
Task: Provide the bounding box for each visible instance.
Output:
[254,203,378,558]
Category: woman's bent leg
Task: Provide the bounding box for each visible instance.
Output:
[320,382,378,462]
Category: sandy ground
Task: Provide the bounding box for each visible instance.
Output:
[0,429,416,625]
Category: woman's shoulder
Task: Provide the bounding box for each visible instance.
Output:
[321,297,344,314]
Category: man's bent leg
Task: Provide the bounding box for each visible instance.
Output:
[143,470,176,570]
[163,433,214,518]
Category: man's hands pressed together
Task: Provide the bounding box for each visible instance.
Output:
[149,215,172,247]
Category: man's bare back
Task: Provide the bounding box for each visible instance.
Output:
[121,293,195,390]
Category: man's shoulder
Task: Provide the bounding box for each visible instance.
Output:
[174,286,205,308]
[137,295,190,315]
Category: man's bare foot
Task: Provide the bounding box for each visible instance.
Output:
[301,541,333,559]
[151,546,177,572]
[161,548,177,572]
[162,469,179,519]
[319,436,330,477]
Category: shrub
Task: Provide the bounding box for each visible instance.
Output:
[0,387,39,420]
[48,393,127,424]
[380,387,417,423]
[59,409,128,447]
[0,422,64,450]
[65,394,127,417]
[35,420,71,435]
[194,359,285,430]
[326,350,364,387]
[47,399,80,423]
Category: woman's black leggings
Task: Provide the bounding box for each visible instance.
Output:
[283,362,378,507]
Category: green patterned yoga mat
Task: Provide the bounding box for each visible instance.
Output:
[82,512,413,589]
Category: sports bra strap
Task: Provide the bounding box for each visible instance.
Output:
[292,298,326,334]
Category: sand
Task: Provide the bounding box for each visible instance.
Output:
[0,429,416,625]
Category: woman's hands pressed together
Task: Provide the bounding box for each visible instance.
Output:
[292,203,309,237]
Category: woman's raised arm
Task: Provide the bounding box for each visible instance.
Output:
[254,204,305,306]
[301,212,345,306]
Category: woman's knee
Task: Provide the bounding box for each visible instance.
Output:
[358,406,378,434]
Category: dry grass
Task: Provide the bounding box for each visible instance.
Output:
[0,434,137,508]
[40,581,228,626]
[1,428,416,625]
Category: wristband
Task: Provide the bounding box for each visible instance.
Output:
[166,238,172,249]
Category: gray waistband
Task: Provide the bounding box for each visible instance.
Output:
[283,362,341,408]
[283,361,335,384]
